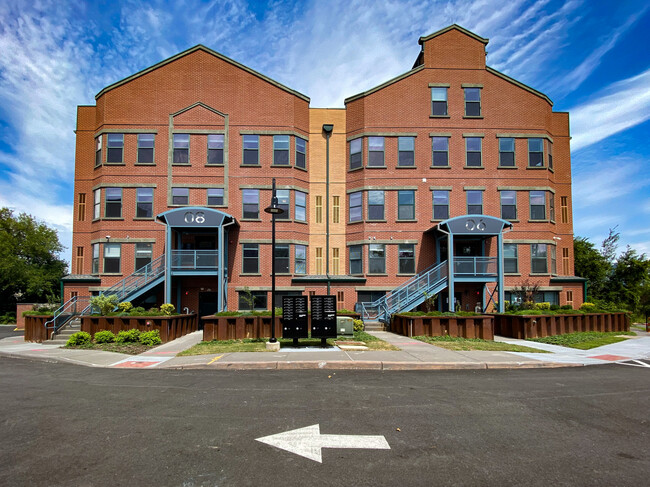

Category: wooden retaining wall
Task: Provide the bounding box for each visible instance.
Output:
[80,314,198,343]
[391,315,494,340]
[493,312,630,339]
[24,315,54,342]
[202,316,283,341]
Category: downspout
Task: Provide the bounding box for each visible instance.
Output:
[322,124,334,295]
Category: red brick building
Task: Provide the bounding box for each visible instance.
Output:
[64,25,584,321]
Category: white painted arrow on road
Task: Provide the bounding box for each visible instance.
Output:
[256,424,390,463]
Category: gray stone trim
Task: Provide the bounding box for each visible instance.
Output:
[486,66,553,106]
[235,286,305,292]
[429,186,453,191]
[239,184,309,193]
[346,186,418,194]
[94,128,159,137]
[346,132,418,141]
[172,129,225,134]
[428,83,450,87]
[463,133,485,138]
[344,65,425,104]
[504,286,563,292]
[346,240,418,246]
[91,238,156,244]
[461,83,484,88]
[354,286,395,291]
[92,183,157,190]
[419,25,489,45]
[240,239,309,246]
[504,239,557,245]
[496,133,554,142]
[239,130,308,140]
[429,132,452,137]
[463,186,486,191]
[171,183,225,189]
[497,186,555,193]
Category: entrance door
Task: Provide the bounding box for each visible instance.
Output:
[198,292,219,330]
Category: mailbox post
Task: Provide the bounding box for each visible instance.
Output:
[282,296,308,346]
[311,295,337,347]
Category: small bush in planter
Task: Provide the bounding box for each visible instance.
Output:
[160,303,176,316]
[90,294,119,316]
[580,302,596,312]
[353,319,364,332]
[94,330,116,344]
[139,330,162,346]
[115,329,141,343]
[66,331,92,347]
[117,301,133,313]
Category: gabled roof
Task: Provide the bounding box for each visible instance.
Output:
[95,45,310,102]
[418,24,489,45]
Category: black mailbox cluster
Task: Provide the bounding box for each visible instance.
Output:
[310,295,337,339]
[282,296,308,339]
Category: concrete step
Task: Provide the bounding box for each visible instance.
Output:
[363,321,386,331]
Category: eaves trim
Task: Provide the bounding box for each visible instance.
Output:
[344,65,425,104]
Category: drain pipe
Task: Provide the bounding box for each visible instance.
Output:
[322,124,333,295]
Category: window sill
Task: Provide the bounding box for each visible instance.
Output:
[504,219,520,223]
[347,220,364,225]
[505,273,522,276]
[397,273,416,277]
[205,164,224,167]
[367,273,388,276]
[102,218,124,221]
[348,166,363,173]
[100,273,123,276]
[133,217,155,221]
[498,165,518,169]
[104,162,126,166]
[430,115,450,119]
[241,218,262,222]
[464,166,484,169]
[274,219,293,223]
[530,273,551,276]
[135,163,156,166]
[430,165,451,169]
[92,218,100,223]
[396,166,417,169]
[526,166,546,170]
[463,115,484,119]
[528,219,549,223]
[295,166,308,172]
[548,168,555,173]
[430,219,446,223]
[240,273,262,276]
[365,165,387,169]
[240,164,262,167]
[396,219,418,223]
[295,220,308,225]
[172,163,191,167]
[206,205,227,208]
[270,164,292,168]
[168,204,190,208]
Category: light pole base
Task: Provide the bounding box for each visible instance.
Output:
[266,341,281,352]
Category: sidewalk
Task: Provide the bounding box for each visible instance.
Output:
[1,329,649,370]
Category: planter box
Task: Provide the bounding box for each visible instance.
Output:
[392,314,494,340]
[202,315,283,341]
[24,315,55,342]
[493,312,630,339]
[80,314,197,343]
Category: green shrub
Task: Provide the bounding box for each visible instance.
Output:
[534,302,551,310]
[580,302,596,312]
[37,304,57,314]
[353,319,364,332]
[560,304,573,310]
[115,329,141,343]
[148,307,159,315]
[94,330,116,344]
[66,331,92,347]
[337,309,356,314]
[139,330,162,346]
[0,312,17,324]
[117,301,133,313]
[160,303,175,316]
[90,295,119,316]
[550,304,560,311]
[215,311,241,316]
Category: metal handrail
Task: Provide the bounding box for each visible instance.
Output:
[101,254,166,301]
[171,250,219,270]
[44,295,92,332]
[453,256,497,276]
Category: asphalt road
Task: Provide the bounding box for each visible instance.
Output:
[0,325,21,339]
[1,357,648,487]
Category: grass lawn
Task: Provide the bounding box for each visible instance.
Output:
[527,331,635,350]
[413,335,550,352]
[64,343,154,354]
[179,331,397,356]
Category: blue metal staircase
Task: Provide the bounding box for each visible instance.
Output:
[359,260,449,323]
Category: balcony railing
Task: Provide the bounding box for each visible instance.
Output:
[171,250,219,270]
[453,256,497,277]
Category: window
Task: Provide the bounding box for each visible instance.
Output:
[551,245,557,275]
[367,137,384,166]
[398,190,415,220]
[562,248,570,275]
[398,137,415,166]
[548,141,553,170]
[207,188,224,206]
[566,290,573,307]
[503,244,518,273]
[332,196,340,224]
[357,291,386,304]
[207,134,224,165]
[501,191,517,220]
[92,243,99,274]
[337,291,344,308]
[433,190,449,220]
[316,247,323,274]
[273,291,303,309]
[275,244,290,273]
[368,244,385,274]
[295,191,306,222]
[398,244,415,274]
[242,189,259,219]
[172,187,189,205]
[367,190,384,220]
[103,243,121,274]
[530,191,546,220]
[295,245,306,274]
[75,247,84,274]
[431,87,448,116]
[549,193,555,222]
[93,189,100,219]
[349,138,362,169]
[528,138,544,167]
[276,190,290,220]
[499,138,515,166]
[238,290,267,310]
[173,134,189,164]
[95,136,102,167]
[531,244,548,273]
[467,190,483,214]
[107,134,123,163]
[242,243,259,273]
[77,193,86,222]
[432,137,449,166]
[136,188,154,218]
[243,135,259,165]
[105,187,122,218]
[138,134,154,163]
[332,248,340,275]
[296,137,307,169]
[273,135,289,165]
[135,243,152,271]
[349,245,363,274]
[315,195,323,223]
[465,137,482,167]
[561,196,569,223]
[464,88,481,116]
[349,192,362,222]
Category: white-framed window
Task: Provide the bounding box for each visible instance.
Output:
[207,134,224,165]
[398,137,415,166]
[136,188,153,218]
[367,137,384,166]
[528,138,544,167]
[466,190,483,214]
[242,189,259,219]
[431,87,448,116]
[273,135,290,165]
[295,191,306,222]
[350,138,362,169]
[243,135,259,165]
[172,187,189,205]
[398,190,415,220]
[103,243,121,274]
[432,137,449,167]
[173,134,189,164]
[93,189,101,220]
[349,192,362,222]
[207,188,224,206]
[106,134,123,163]
[137,134,155,164]
[499,138,515,166]
[530,191,546,220]
[465,137,482,167]
[367,190,384,220]
[296,137,307,169]
[464,88,481,116]
[501,191,517,220]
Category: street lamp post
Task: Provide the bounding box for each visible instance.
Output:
[264,178,284,344]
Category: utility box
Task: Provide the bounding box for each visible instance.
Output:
[336,316,354,336]
[310,295,337,339]
[282,296,308,339]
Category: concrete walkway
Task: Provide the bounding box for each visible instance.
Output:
[2,329,649,370]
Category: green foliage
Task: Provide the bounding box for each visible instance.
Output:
[160,303,176,316]
[148,307,159,315]
[398,310,480,317]
[574,236,612,300]
[139,330,162,346]
[352,319,364,332]
[240,286,256,311]
[0,208,67,309]
[117,301,133,313]
[528,331,634,349]
[550,304,560,311]
[93,330,116,344]
[422,291,438,312]
[580,302,596,312]
[90,294,119,316]
[337,309,356,314]
[214,311,241,316]
[115,329,141,343]
[66,331,92,347]
[0,312,16,324]
[534,302,551,310]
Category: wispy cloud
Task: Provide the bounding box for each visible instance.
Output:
[572,158,650,207]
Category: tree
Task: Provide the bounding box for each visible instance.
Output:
[604,247,650,312]
[0,208,67,310]
[573,236,610,300]
[600,227,620,265]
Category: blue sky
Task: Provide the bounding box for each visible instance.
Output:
[1,0,649,266]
